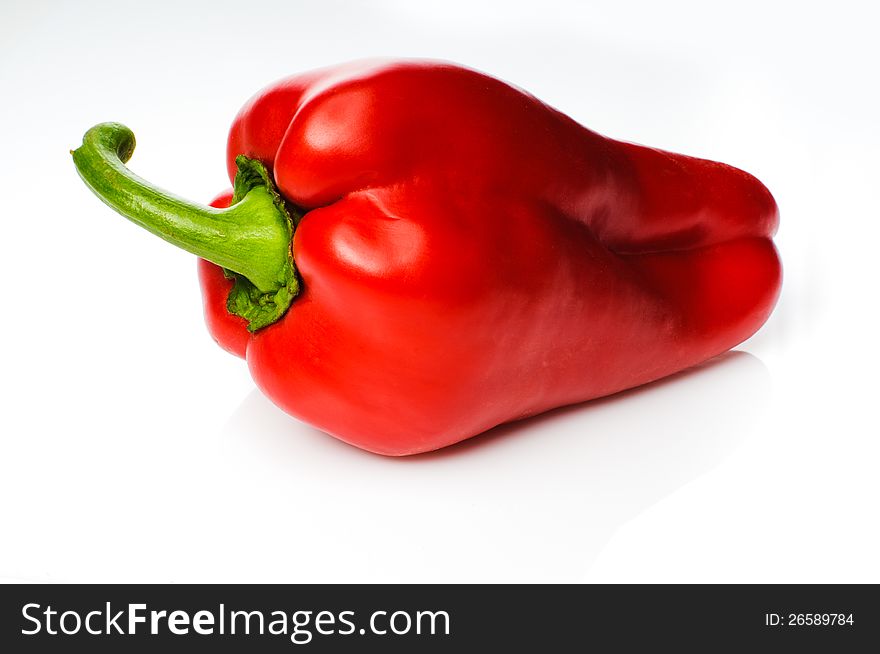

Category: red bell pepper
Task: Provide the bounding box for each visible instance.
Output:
[72,60,781,455]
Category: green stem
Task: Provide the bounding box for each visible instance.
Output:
[72,122,299,331]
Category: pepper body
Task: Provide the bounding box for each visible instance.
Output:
[197,60,780,455]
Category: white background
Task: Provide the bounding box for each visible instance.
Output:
[1,0,878,583]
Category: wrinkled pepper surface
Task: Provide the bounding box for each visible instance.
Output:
[72,60,781,455]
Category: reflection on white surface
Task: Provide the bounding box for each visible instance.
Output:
[214,351,768,582]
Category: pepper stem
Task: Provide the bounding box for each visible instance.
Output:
[72,122,299,331]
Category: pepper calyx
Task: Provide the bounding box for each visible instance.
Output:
[225,156,301,332]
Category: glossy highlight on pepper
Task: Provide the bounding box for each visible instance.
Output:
[72,59,781,456]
